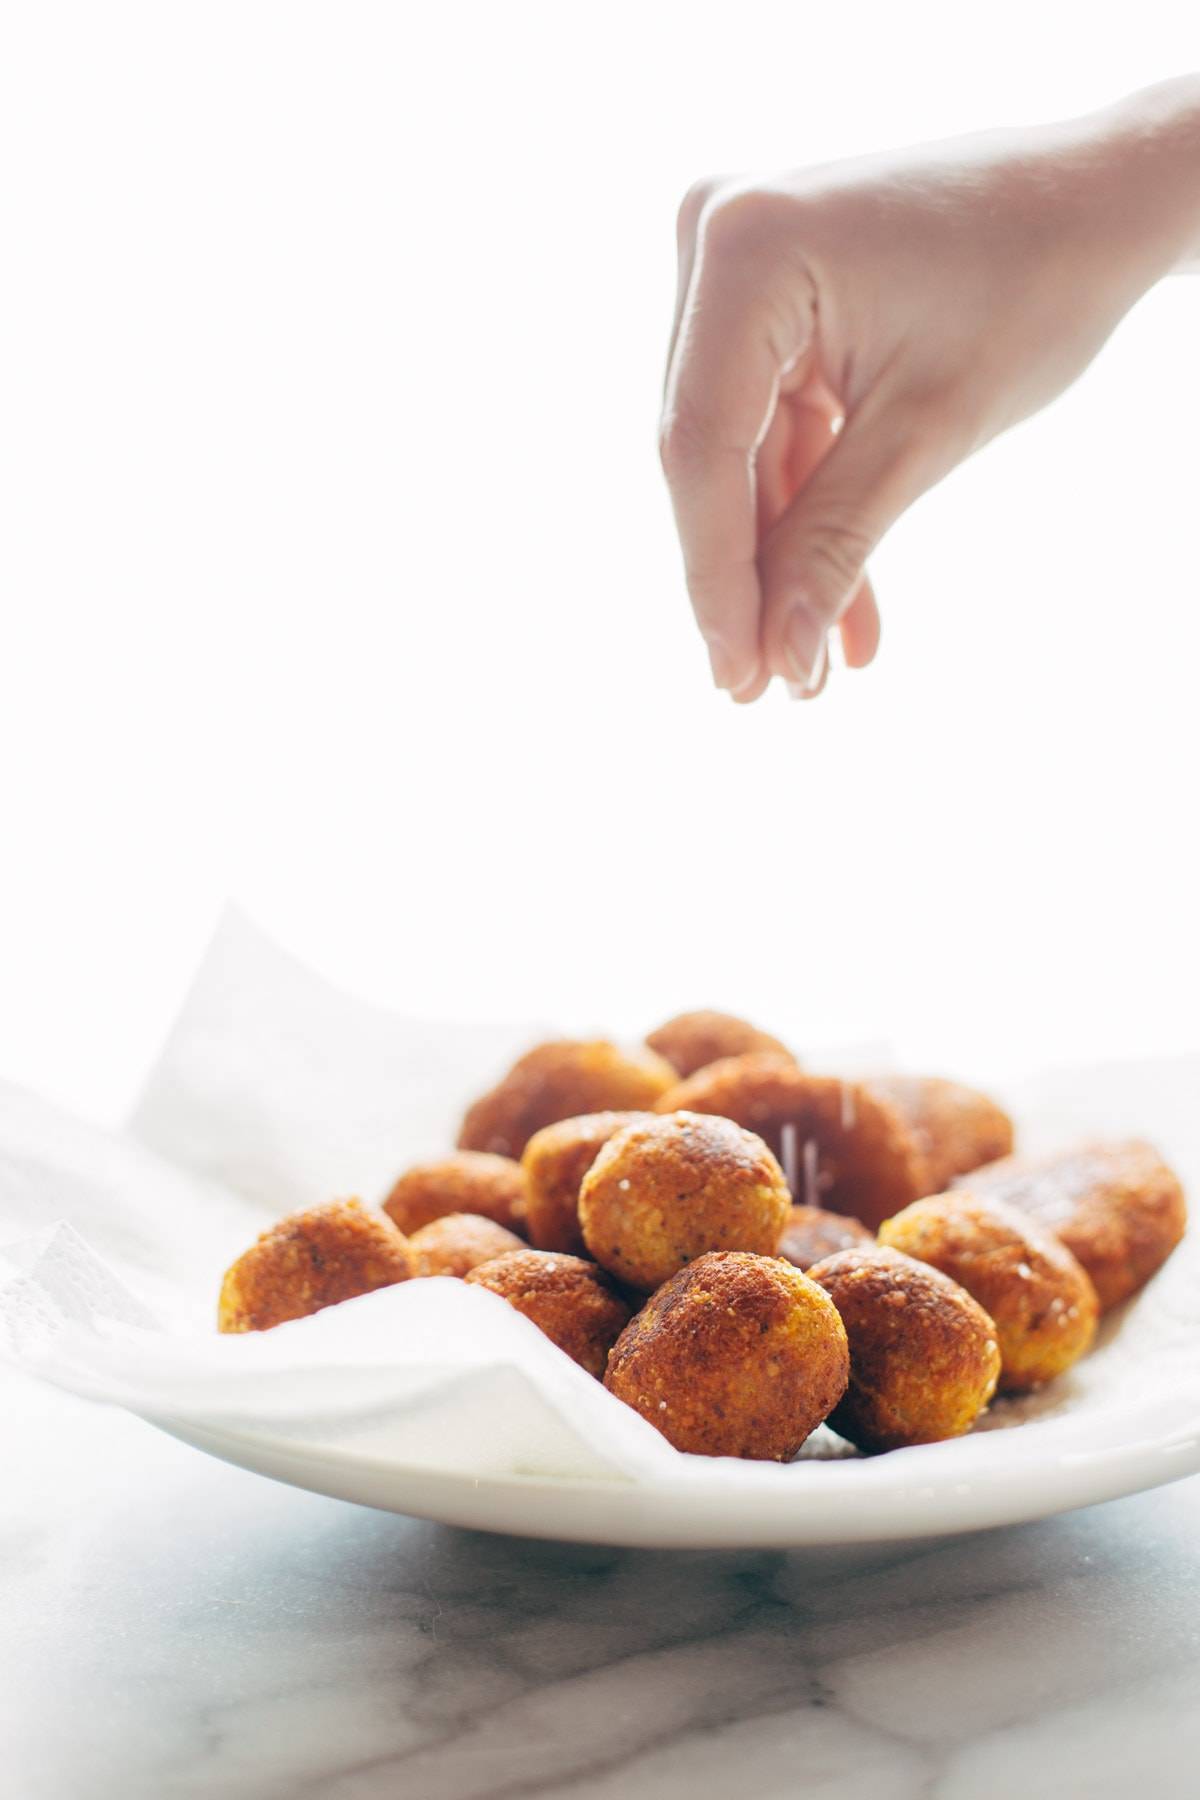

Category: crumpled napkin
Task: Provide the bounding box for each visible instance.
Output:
[1,907,1197,1488]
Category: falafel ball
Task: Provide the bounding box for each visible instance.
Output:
[807,1245,1002,1450]
[861,1075,1015,1193]
[458,1039,677,1161]
[953,1139,1186,1313]
[778,1204,874,1271]
[656,1057,1013,1231]
[604,1250,849,1459]
[645,1010,794,1079]
[879,1192,1098,1392]
[578,1111,792,1291]
[464,1248,632,1377]
[655,1056,925,1230]
[522,1111,653,1255]
[218,1199,412,1333]
[383,1151,527,1235]
[407,1212,525,1279]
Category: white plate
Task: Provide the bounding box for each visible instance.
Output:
[139,1055,1200,1550]
[154,1376,1200,1549]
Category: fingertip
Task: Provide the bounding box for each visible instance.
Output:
[730,665,771,705]
[840,577,882,669]
[785,638,829,701]
[706,635,763,700]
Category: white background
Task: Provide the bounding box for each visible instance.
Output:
[1,2,1196,1126]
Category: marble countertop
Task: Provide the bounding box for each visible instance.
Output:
[5,1370,1198,1800]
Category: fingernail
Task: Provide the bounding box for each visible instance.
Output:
[784,607,826,686]
[706,636,737,691]
[786,637,828,701]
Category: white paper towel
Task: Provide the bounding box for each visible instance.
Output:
[2,908,1197,1491]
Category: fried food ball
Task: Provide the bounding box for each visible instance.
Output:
[522,1111,653,1255]
[656,1057,1013,1232]
[458,1039,678,1161]
[218,1199,412,1333]
[954,1139,1187,1313]
[645,1009,794,1079]
[604,1250,849,1459]
[578,1111,792,1291]
[464,1249,632,1377]
[778,1204,874,1270]
[655,1057,922,1230]
[860,1076,1015,1193]
[383,1151,527,1235]
[807,1245,1002,1450]
[407,1212,525,1279]
[879,1192,1098,1392]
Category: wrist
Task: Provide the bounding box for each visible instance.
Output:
[1085,76,1200,277]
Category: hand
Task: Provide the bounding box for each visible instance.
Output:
[661,77,1200,701]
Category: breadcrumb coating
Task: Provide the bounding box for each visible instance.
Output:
[384,1152,527,1235]
[955,1138,1186,1312]
[808,1245,1001,1450]
[218,1199,412,1333]
[579,1111,792,1291]
[879,1192,1098,1392]
[465,1249,632,1378]
[605,1251,849,1459]
[645,1010,794,1079]
[458,1040,677,1160]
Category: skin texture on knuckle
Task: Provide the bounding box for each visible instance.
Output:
[676,175,722,247]
[699,184,791,263]
[765,510,876,618]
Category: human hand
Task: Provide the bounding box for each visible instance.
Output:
[661,77,1200,701]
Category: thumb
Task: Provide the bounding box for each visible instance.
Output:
[760,394,952,686]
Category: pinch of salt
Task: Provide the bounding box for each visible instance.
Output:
[781,1122,799,1197]
[803,1139,820,1211]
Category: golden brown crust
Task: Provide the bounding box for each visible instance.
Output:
[464,1249,632,1378]
[578,1111,792,1291]
[778,1205,874,1270]
[383,1152,528,1235]
[407,1213,525,1279]
[861,1076,1015,1193]
[521,1112,653,1255]
[654,1056,928,1231]
[955,1139,1187,1313]
[807,1245,1001,1450]
[457,1040,677,1161]
[218,1199,412,1333]
[604,1251,849,1460]
[879,1193,1098,1393]
[645,1010,794,1079]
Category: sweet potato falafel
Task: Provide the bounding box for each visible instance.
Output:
[879,1192,1098,1392]
[778,1204,874,1270]
[218,1199,412,1333]
[656,1057,1012,1231]
[808,1245,1001,1450]
[954,1138,1186,1313]
[522,1111,653,1255]
[645,1010,794,1079]
[604,1250,849,1459]
[458,1040,677,1161]
[464,1248,632,1377]
[407,1212,525,1279]
[383,1151,527,1235]
[578,1111,792,1291]
[861,1075,1015,1194]
[654,1057,923,1229]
